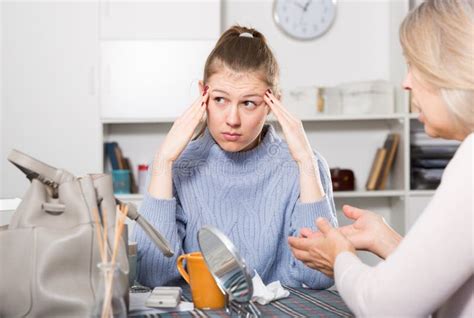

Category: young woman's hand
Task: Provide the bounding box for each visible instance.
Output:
[288,218,356,277]
[156,86,210,163]
[148,86,209,199]
[263,89,325,202]
[338,205,402,259]
[263,90,314,164]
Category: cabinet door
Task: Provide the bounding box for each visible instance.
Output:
[100,40,215,119]
[100,0,221,40]
[1,2,101,197]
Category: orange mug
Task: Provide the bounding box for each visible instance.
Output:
[176,252,226,309]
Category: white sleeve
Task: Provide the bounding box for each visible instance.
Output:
[334,135,474,317]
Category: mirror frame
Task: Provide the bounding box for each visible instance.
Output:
[197,225,254,303]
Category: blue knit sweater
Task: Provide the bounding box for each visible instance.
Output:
[134,125,337,289]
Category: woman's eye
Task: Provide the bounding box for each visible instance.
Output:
[243,101,257,109]
[214,97,226,104]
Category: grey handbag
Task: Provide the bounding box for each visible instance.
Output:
[0,149,173,317]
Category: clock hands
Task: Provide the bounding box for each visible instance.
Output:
[298,0,313,25]
[294,0,313,12]
[292,0,306,11]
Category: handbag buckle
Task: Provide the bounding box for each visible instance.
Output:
[41,178,59,198]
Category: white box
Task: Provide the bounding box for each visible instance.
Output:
[284,87,320,118]
[338,80,394,115]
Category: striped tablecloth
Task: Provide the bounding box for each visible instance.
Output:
[151,285,353,318]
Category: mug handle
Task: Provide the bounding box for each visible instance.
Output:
[176,254,190,284]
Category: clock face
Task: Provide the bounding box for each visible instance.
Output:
[273,0,337,40]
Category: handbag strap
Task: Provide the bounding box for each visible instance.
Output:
[8,149,74,188]
[117,199,174,257]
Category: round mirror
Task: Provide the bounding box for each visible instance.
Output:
[197,225,253,303]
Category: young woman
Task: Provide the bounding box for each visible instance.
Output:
[289,0,473,316]
[134,26,337,289]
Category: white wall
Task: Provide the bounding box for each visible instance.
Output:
[0,2,4,196]
[0,0,408,202]
[1,2,101,198]
[223,0,398,89]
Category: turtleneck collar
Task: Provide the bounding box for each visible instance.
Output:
[195,124,283,162]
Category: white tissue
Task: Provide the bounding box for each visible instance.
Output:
[251,271,290,305]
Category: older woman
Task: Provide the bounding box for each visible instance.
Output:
[288,0,473,317]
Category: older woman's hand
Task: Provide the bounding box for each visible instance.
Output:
[338,205,402,259]
[288,218,355,277]
[298,205,403,260]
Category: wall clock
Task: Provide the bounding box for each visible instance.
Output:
[273,0,337,40]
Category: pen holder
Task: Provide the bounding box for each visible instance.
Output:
[112,170,131,194]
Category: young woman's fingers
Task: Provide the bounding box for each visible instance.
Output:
[181,94,203,118]
[180,86,210,118]
[182,88,209,125]
[265,90,296,120]
[263,95,294,130]
[263,94,301,134]
[263,94,282,117]
[191,103,208,126]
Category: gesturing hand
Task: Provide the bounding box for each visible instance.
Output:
[288,218,355,277]
[338,205,402,259]
[295,205,402,260]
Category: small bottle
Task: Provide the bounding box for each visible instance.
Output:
[137,164,149,194]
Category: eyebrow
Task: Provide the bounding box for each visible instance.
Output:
[211,89,263,98]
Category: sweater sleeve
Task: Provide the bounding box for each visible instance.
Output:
[289,152,338,289]
[334,135,473,317]
[133,177,187,287]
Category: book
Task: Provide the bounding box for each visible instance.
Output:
[104,142,120,170]
[366,148,387,190]
[377,133,401,190]
[113,144,125,170]
[123,157,138,193]
[104,142,128,171]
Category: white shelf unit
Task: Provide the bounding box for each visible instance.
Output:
[105,111,430,235]
[116,190,407,203]
[104,113,408,196]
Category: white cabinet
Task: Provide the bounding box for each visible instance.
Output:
[1,2,101,197]
[98,1,222,176]
[99,0,221,40]
[98,1,221,120]
[100,40,216,119]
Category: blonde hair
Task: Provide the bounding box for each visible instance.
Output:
[400,0,474,131]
